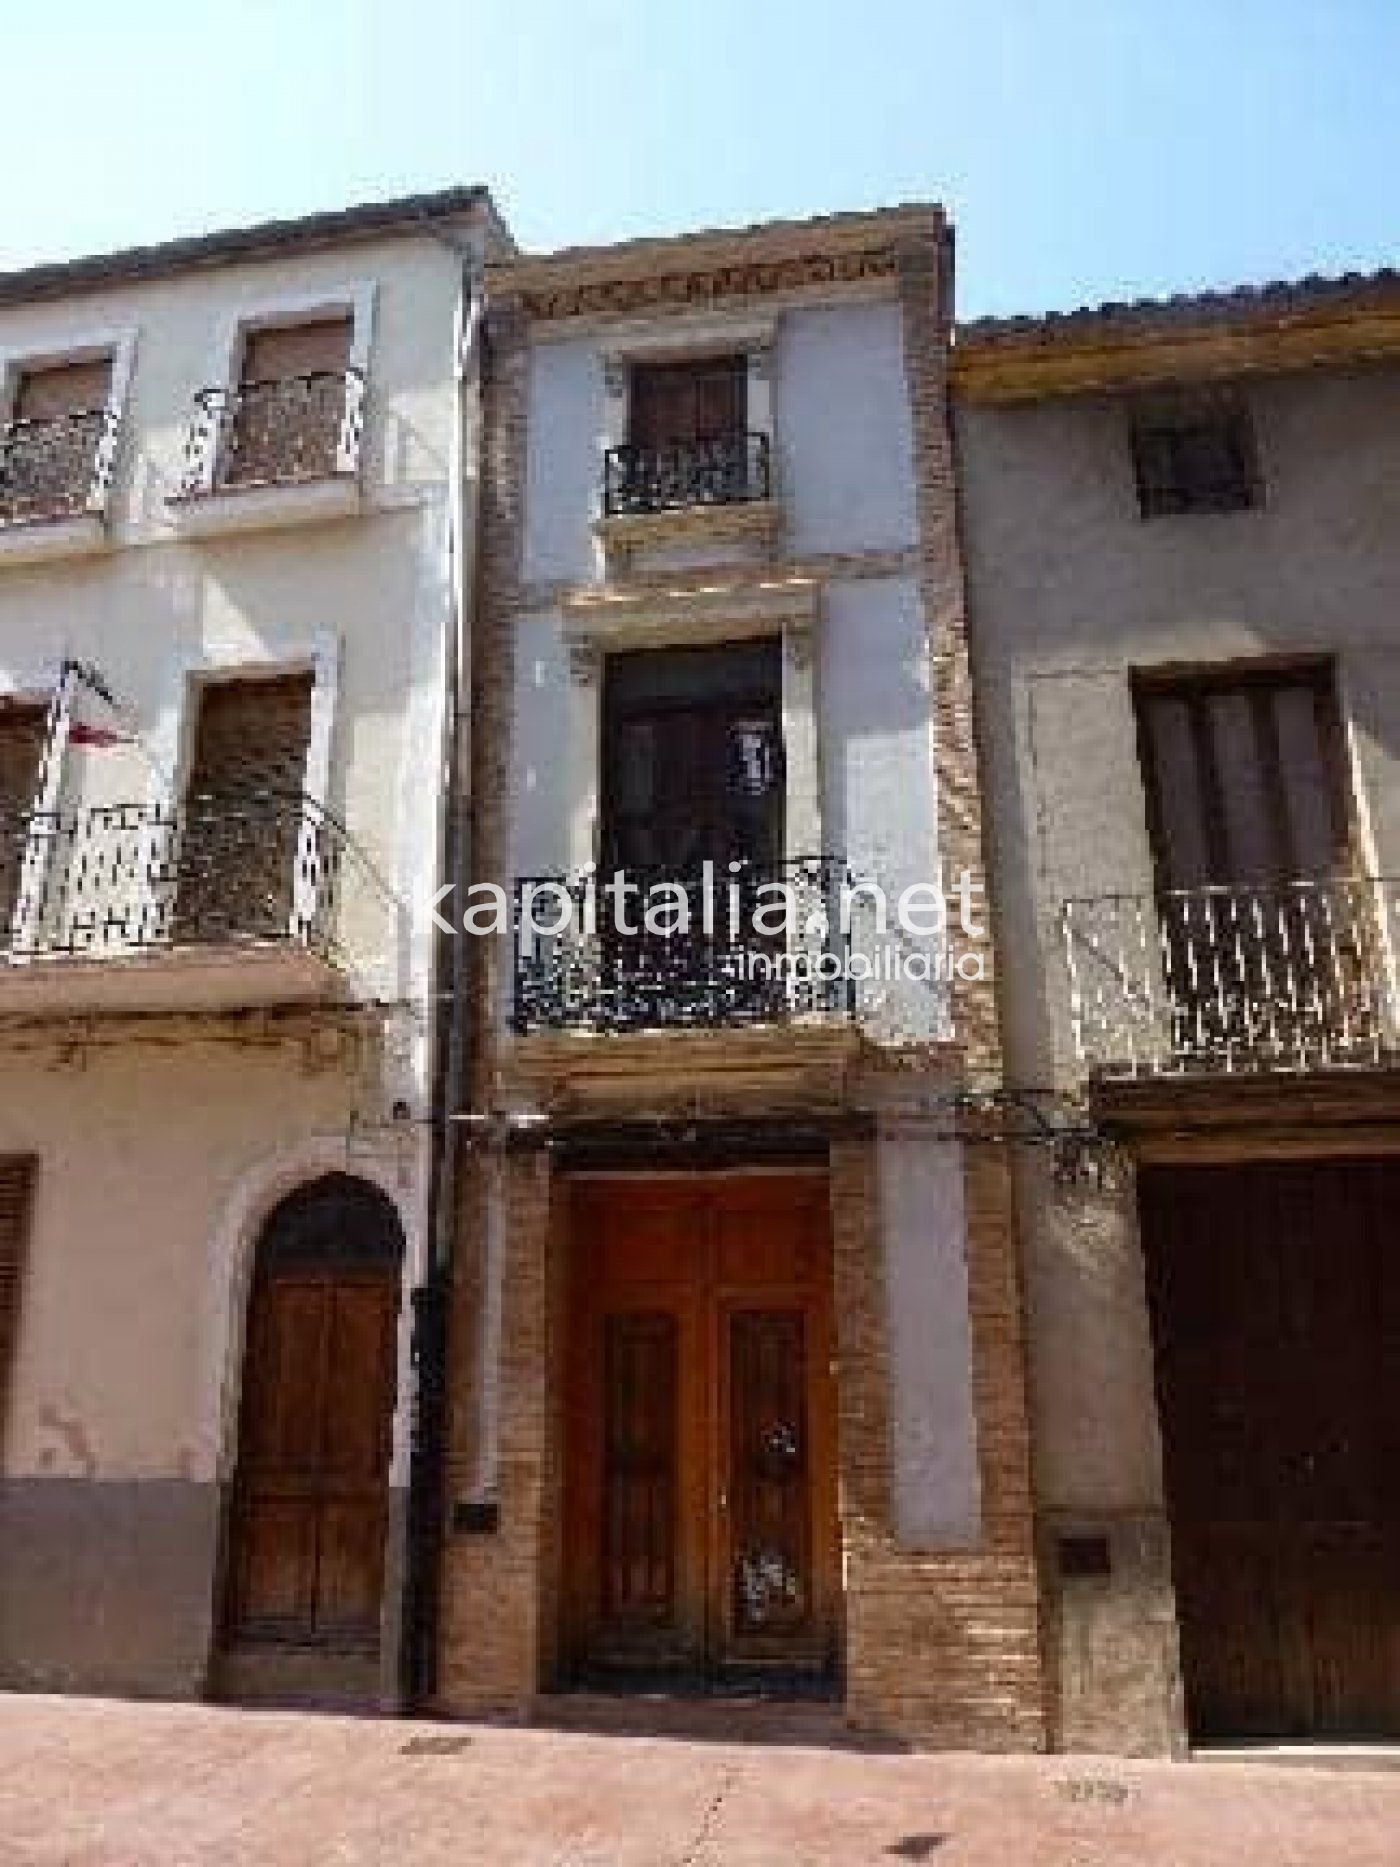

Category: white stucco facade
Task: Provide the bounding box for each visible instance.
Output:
[0,196,500,1703]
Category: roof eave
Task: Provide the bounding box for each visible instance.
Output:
[0,183,511,311]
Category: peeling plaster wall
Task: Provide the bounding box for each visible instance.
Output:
[0,1040,424,1696]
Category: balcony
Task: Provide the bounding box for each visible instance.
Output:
[170,369,365,533]
[0,792,348,1016]
[596,430,778,574]
[0,406,119,561]
[512,855,852,1035]
[1062,877,1400,1080]
[603,430,770,517]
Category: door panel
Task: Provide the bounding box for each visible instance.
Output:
[233,1495,316,1635]
[602,1313,680,1635]
[1142,1157,1400,1741]
[564,1174,838,1689]
[724,1309,813,1645]
[227,1265,397,1651]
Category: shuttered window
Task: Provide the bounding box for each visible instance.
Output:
[0,705,46,934]
[13,357,112,423]
[0,704,45,809]
[2,358,114,524]
[175,674,314,942]
[0,1156,36,1438]
[629,356,746,449]
[224,318,352,489]
[1134,663,1350,889]
[185,673,314,804]
[238,318,351,389]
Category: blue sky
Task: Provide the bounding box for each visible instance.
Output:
[4,1,1396,316]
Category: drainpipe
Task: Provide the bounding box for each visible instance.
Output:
[402,239,486,1709]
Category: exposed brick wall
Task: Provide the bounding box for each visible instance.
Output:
[436,294,541,1716]
[897,236,1002,1081]
[438,1145,553,1715]
[832,1134,1045,1750]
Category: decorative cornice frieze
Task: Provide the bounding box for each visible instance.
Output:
[514,244,899,324]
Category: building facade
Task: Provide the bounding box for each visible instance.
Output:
[0,187,508,1706]
[431,208,1046,1748]
[6,177,1395,1759]
[955,278,1400,1751]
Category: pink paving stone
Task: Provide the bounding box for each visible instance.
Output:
[0,1695,1398,1866]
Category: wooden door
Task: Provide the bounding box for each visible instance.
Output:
[602,641,784,874]
[599,643,786,1024]
[226,1179,401,1653]
[1141,1157,1400,1741]
[564,1174,839,1689]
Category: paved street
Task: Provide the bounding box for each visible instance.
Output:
[1,1694,1398,1866]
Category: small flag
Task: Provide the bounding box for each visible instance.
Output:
[67,669,135,748]
[68,719,135,748]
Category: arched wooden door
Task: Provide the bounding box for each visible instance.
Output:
[224,1175,403,1654]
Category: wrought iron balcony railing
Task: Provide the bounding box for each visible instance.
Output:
[512,855,852,1034]
[0,792,344,961]
[1062,877,1400,1080]
[178,369,365,497]
[602,429,770,517]
[0,406,119,527]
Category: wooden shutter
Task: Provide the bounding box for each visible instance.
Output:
[0,704,45,810]
[13,357,112,421]
[240,318,351,386]
[1135,666,1350,889]
[629,357,745,448]
[0,1156,36,1436]
[176,674,315,943]
[602,641,783,871]
[186,674,314,803]
[0,705,46,934]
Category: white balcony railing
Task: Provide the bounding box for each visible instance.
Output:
[0,793,343,962]
[1062,877,1400,1079]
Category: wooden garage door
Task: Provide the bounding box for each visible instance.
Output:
[1140,1157,1400,1741]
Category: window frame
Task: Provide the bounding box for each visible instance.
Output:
[0,326,137,541]
[160,635,342,942]
[598,313,778,500]
[174,281,376,505]
[1130,656,1356,891]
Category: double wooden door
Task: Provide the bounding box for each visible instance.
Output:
[564,1174,840,1688]
[1141,1157,1400,1741]
[226,1244,400,1652]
